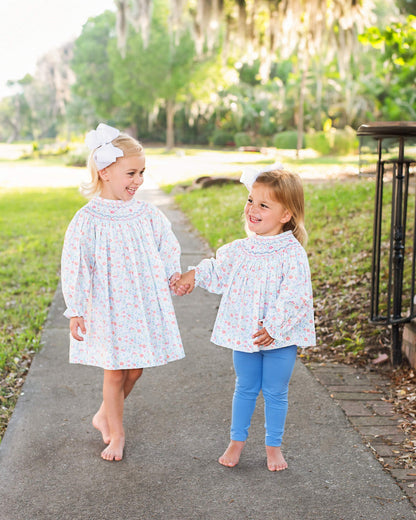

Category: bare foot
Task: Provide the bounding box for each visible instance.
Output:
[92,410,111,444]
[218,440,245,467]
[101,436,125,462]
[266,445,288,471]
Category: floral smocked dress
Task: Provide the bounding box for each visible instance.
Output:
[61,196,185,369]
[193,231,316,352]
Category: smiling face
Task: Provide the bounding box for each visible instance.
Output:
[244,183,292,236]
[99,154,146,201]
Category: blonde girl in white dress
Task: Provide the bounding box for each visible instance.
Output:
[61,124,185,461]
[174,164,315,471]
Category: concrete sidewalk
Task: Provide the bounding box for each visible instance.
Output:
[0,182,414,520]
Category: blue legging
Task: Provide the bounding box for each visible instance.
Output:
[231,345,297,447]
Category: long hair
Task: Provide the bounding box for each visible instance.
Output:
[80,133,144,198]
[254,169,308,245]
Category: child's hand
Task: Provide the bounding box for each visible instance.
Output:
[252,321,274,346]
[169,272,190,295]
[169,272,181,289]
[174,270,196,295]
[70,316,86,341]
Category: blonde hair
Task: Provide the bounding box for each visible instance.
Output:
[81,133,144,198]
[254,169,308,245]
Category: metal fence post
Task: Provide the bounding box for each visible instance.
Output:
[357,122,416,365]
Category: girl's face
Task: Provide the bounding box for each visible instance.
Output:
[99,154,146,201]
[244,183,292,236]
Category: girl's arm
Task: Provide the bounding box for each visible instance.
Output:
[150,206,181,279]
[262,248,314,342]
[61,212,94,321]
[192,242,235,295]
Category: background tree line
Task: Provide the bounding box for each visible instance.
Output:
[0,0,415,150]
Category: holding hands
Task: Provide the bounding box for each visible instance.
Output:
[169,270,196,296]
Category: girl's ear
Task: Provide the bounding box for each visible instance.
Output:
[98,168,109,182]
[280,209,292,224]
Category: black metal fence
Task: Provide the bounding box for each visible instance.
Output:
[357,122,416,365]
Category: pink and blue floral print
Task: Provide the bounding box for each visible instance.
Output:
[61,197,185,369]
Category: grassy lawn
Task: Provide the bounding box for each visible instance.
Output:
[0,187,84,438]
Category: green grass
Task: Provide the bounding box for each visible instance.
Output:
[0,188,84,370]
[175,184,248,249]
[174,179,377,265]
[0,188,85,436]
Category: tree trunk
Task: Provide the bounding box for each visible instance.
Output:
[296,47,308,159]
[166,98,175,150]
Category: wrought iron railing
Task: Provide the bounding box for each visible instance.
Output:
[357,122,416,365]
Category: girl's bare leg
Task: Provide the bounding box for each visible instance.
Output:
[218,440,246,467]
[93,369,143,445]
[101,370,126,461]
[93,402,111,444]
[265,445,288,471]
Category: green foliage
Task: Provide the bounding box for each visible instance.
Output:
[273,131,300,149]
[305,132,331,155]
[234,132,253,147]
[210,129,235,147]
[332,127,358,155]
[110,0,198,126]
[358,15,416,120]
[306,127,358,156]
[70,10,117,123]
[237,60,262,86]
[65,149,88,167]
[19,141,71,160]
[5,3,415,147]
[397,0,416,15]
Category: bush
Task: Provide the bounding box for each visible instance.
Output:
[273,131,301,149]
[305,127,358,156]
[332,127,358,155]
[210,129,235,147]
[234,132,253,147]
[305,131,331,155]
[65,150,87,167]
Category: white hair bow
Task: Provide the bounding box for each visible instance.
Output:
[85,123,124,170]
[240,162,284,190]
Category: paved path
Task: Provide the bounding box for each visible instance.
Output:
[0,171,415,519]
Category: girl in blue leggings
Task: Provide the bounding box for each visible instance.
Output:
[174,164,316,471]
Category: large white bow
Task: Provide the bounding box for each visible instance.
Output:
[240,162,284,190]
[85,123,124,170]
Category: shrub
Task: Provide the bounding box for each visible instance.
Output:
[65,150,87,167]
[305,127,358,156]
[332,127,358,155]
[210,129,235,147]
[305,131,331,155]
[234,132,253,147]
[273,131,301,149]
